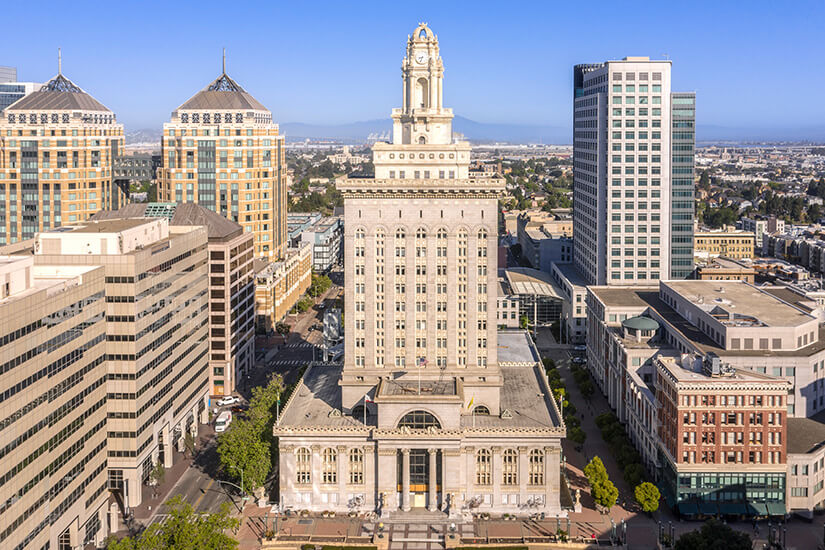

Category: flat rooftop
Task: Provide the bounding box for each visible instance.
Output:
[656,355,789,385]
[553,263,588,288]
[788,412,825,454]
[504,267,563,299]
[592,286,825,358]
[498,330,540,364]
[47,218,152,234]
[666,281,815,327]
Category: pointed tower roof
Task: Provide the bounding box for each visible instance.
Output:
[6,72,111,112]
[176,72,268,112]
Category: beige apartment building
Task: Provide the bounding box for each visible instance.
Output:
[254,241,312,333]
[157,67,287,260]
[694,229,755,260]
[30,218,211,510]
[0,257,110,549]
[276,24,565,518]
[0,70,125,244]
[91,202,255,397]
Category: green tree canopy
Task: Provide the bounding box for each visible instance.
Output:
[216,418,271,491]
[584,456,608,486]
[106,495,239,550]
[592,478,618,510]
[674,519,752,550]
[634,481,660,513]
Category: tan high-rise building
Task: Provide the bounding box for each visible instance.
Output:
[0,256,110,549]
[157,67,287,259]
[275,24,565,518]
[0,70,125,244]
[31,218,211,510]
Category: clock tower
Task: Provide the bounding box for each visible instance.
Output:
[394,22,452,146]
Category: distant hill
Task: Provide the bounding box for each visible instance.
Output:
[280,115,569,144]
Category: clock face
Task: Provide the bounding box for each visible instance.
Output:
[415,53,427,64]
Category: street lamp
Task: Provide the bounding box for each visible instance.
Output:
[230,464,245,497]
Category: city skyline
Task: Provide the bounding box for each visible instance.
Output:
[2,0,824,140]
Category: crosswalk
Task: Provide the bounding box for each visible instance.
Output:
[270,360,307,367]
[283,342,317,349]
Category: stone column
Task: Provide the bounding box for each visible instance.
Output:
[377,448,398,516]
[444,449,462,518]
[311,445,322,507]
[492,448,502,508]
[401,448,411,511]
[517,446,528,498]
[546,446,561,514]
[162,424,173,468]
[337,446,348,510]
[190,404,199,437]
[428,448,438,511]
[363,445,376,511]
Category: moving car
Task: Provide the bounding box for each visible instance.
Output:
[573,345,587,352]
[215,410,233,433]
[572,356,586,364]
[217,395,240,407]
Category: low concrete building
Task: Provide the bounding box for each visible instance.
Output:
[743,216,785,249]
[551,263,588,344]
[695,256,756,283]
[300,216,343,272]
[255,242,312,332]
[516,211,573,272]
[287,212,322,247]
[787,414,825,518]
[496,273,520,328]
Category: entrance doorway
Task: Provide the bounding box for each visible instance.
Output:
[397,449,442,509]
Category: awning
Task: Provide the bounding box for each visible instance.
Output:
[747,502,768,516]
[767,502,786,516]
[678,501,699,515]
[719,502,747,515]
[699,501,718,516]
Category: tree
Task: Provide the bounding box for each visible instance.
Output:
[634,482,660,513]
[698,170,711,191]
[183,431,196,459]
[106,495,239,550]
[149,460,165,498]
[275,322,291,337]
[584,456,608,486]
[248,374,285,432]
[519,315,529,330]
[591,478,618,510]
[674,519,752,550]
[217,419,271,492]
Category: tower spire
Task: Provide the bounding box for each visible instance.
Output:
[222,48,226,74]
[58,47,62,75]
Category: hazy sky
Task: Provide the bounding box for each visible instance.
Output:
[3,0,824,133]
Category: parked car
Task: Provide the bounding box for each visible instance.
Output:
[215,410,233,433]
[572,356,586,364]
[573,345,587,352]
[217,395,241,407]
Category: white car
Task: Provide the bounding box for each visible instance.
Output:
[217,396,240,407]
[571,356,586,364]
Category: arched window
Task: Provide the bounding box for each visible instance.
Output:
[397,410,441,430]
[418,136,426,145]
[529,449,544,486]
[502,449,518,485]
[476,449,492,485]
[322,447,338,484]
[478,229,487,240]
[415,78,429,108]
[437,229,447,240]
[355,228,365,240]
[416,228,427,240]
[296,447,311,484]
[473,405,490,415]
[396,228,406,240]
[349,448,364,484]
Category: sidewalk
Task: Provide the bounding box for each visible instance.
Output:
[554,353,658,548]
[131,427,215,523]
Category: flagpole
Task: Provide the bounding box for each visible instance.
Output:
[418,358,421,395]
[364,399,367,425]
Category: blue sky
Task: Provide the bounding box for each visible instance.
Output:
[3,0,824,135]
